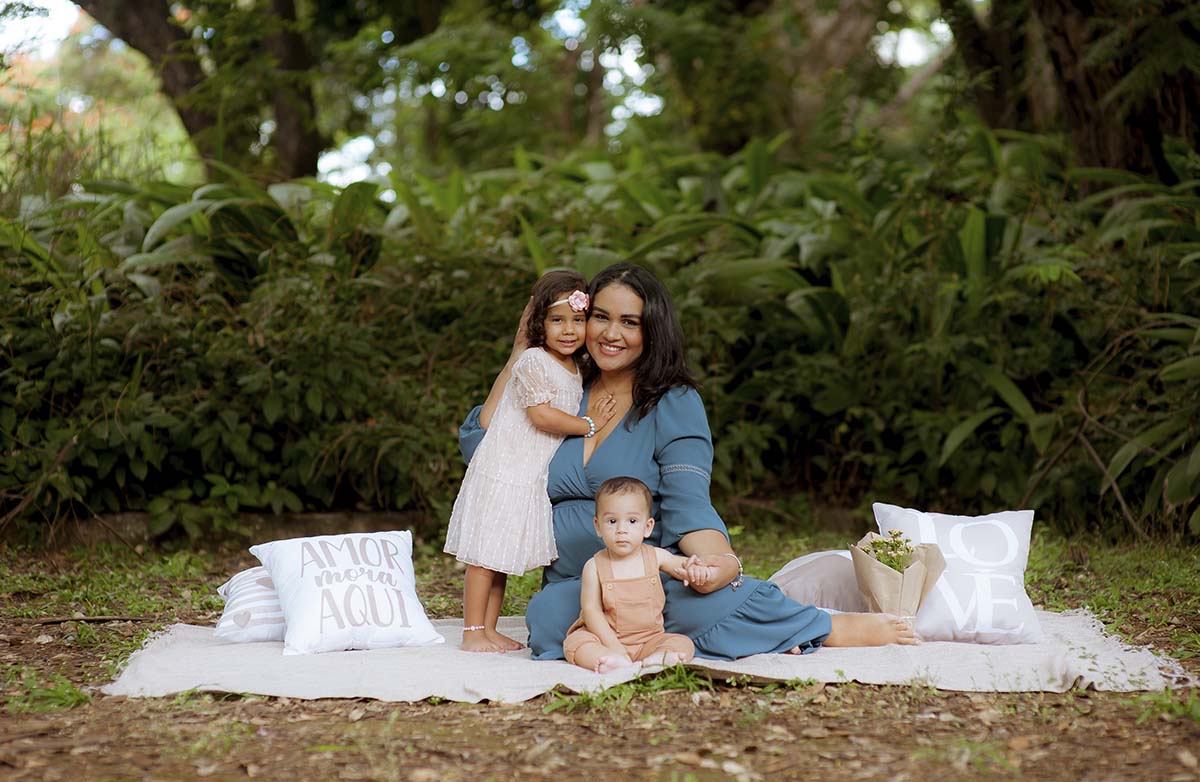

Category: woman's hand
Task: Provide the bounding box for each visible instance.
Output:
[677,529,740,594]
[510,297,533,361]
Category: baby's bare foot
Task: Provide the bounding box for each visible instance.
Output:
[461,631,505,653]
[825,613,920,647]
[593,654,637,674]
[486,629,523,651]
[658,651,691,666]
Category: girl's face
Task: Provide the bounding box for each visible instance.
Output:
[586,283,644,375]
[543,299,587,359]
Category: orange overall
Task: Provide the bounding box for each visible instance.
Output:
[562,545,695,664]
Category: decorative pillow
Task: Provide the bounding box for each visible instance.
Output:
[250,531,445,655]
[873,503,1044,644]
[769,551,868,613]
[214,566,286,643]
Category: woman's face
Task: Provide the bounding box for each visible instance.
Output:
[586,283,644,375]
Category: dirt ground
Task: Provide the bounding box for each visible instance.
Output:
[2,543,1198,782]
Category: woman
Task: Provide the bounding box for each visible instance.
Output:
[459,262,913,660]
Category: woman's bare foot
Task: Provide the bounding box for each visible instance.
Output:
[824,613,919,647]
[461,630,505,653]
[593,653,638,674]
[486,629,524,651]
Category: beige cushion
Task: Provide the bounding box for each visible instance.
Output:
[769,551,867,613]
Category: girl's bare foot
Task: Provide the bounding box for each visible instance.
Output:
[461,630,505,653]
[824,613,919,647]
[486,629,524,651]
[593,654,638,674]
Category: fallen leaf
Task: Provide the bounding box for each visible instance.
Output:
[34,634,53,645]
[673,752,702,766]
[1179,749,1198,769]
[1008,736,1034,752]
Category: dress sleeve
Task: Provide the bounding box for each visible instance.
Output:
[458,405,486,465]
[509,349,557,408]
[653,387,728,550]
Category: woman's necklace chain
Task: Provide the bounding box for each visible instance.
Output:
[593,376,632,435]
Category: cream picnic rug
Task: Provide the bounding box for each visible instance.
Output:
[101,610,1193,704]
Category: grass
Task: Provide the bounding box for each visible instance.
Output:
[1025,530,1200,661]
[4,667,91,713]
[0,545,221,619]
[543,664,715,714]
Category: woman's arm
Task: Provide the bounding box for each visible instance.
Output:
[580,559,623,649]
[651,388,739,592]
[480,299,533,428]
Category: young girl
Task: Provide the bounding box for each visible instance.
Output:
[444,270,617,653]
[563,477,717,673]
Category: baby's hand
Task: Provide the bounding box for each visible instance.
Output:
[592,394,618,428]
[685,561,717,588]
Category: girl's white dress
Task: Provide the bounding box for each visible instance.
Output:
[444,347,582,575]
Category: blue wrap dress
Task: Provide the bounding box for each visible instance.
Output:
[458,386,832,661]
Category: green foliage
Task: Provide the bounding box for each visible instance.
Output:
[1136,689,1200,726]
[2,115,1198,540]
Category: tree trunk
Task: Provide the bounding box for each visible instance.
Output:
[782,0,892,148]
[939,0,1031,129]
[74,0,217,156]
[263,0,325,179]
[1029,0,1197,182]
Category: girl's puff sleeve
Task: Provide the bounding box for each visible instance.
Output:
[653,387,728,550]
[510,349,557,409]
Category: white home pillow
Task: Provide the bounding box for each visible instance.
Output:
[873,503,1044,644]
[214,566,285,643]
[250,531,445,655]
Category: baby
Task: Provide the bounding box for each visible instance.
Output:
[563,476,714,673]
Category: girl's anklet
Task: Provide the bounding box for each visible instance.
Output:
[463,625,486,632]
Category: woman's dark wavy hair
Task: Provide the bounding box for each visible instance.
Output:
[582,262,698,421]
[525,269,589,353]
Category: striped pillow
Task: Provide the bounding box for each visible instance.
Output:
[214,567,286,643]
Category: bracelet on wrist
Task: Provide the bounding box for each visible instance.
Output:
[717,552,744,590]
[581,415,596,438]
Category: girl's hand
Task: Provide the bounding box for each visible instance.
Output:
[592,394,618,428]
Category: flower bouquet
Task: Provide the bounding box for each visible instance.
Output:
[849,529,946,617]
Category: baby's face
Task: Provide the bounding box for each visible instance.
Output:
[593,492,654,556]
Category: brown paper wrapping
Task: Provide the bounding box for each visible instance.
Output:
[849,532,946,617]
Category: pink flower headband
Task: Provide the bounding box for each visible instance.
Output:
[552,290,589,312]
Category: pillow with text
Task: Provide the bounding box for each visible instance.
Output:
[873,503,1044,644]
[250,531,444,655]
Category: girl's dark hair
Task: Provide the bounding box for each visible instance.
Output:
[582,262,698,420]
[525,269,589,351]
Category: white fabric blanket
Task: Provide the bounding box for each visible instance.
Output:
[103,611,1193,704]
